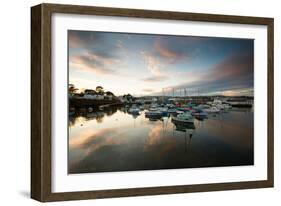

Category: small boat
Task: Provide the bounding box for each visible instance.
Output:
[167,108,178,114]
[128,105,140,114]
[145,110,162,118]
[212,98,232,111]
[166,104,175,109]
[176,110,184,115]
[174,122,195,132]
[194,104,210,110]
[177,107,190,112]
[148,116,163,121]
[191,109,208,117]
[172,112,194,124]
[149,106,159,111]
[158,107,168,116]
[203,106,220,113]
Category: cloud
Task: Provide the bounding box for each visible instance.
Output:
[69,33,83,48]
[140,51,168,82]
[141,76,168,82]
[70,52,117,75]
[142,88,155,93]
[210,52,253,81]
[151,51,254,96]
[68,30,98,48]
[154,40,183,61]
[152,36,206,65]
[141,51,161,76]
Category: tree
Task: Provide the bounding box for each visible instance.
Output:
[105,91,115,96]
[68,84,78,95]
[96,86,104,95]
[84,89,97,95]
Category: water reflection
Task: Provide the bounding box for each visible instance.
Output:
[69,106,254,174]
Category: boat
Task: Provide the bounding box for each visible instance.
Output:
[148,116,163,121]
[172,112,194,124]
[167,108,178,114]
[177,107,190,112]
[193,104,210,110]
[149,105,159,111]
[158,107,168,116]
[145,110,162,118]
[176,110,184,115]
[166,104,175,108]
[212,98,232,111]
[203,106,220,113]
[128,105,140,114]
[191,109,208,117]
[174,122,195,132]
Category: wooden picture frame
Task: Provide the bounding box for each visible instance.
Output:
[31,3,274,202]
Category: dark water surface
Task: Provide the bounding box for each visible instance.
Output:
[68,107,253,174]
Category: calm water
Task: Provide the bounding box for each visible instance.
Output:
[68,107,253,174]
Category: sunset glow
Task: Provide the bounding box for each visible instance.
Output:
[68,30,254,96]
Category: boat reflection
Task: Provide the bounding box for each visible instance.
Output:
[173,122,195,153]
[68,105,254,174]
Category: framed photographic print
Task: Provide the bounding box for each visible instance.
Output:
[31,3,274,202]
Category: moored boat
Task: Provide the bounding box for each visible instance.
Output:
[191,109,208,117]
[203,106,220,113]
[172,112,194,124]
[167,108,178,114]
[128,105,140,114]
[145,110,162,118]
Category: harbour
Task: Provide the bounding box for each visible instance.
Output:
[67,31,255,174]
[69,100,254,173]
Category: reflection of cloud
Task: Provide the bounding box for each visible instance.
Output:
[200,117,253,149]
[70,127,128,155]
[145,124,163,147]
[144,123,177,158]
[69,126,130,172]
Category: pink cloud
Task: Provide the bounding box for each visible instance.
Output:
[69,52,119,75]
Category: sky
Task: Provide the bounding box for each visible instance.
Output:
[68,30,254,97]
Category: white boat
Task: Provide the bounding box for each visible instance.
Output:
[128,105,140,114]
[203,106,220,113]
[212,98,231,111]
[149,106,159,111]
[172,112,194,124]
[176,110,184,115]
[167,108,178,114]
[194,104,209,110]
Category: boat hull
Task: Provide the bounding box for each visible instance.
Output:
[172,117,194,124]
